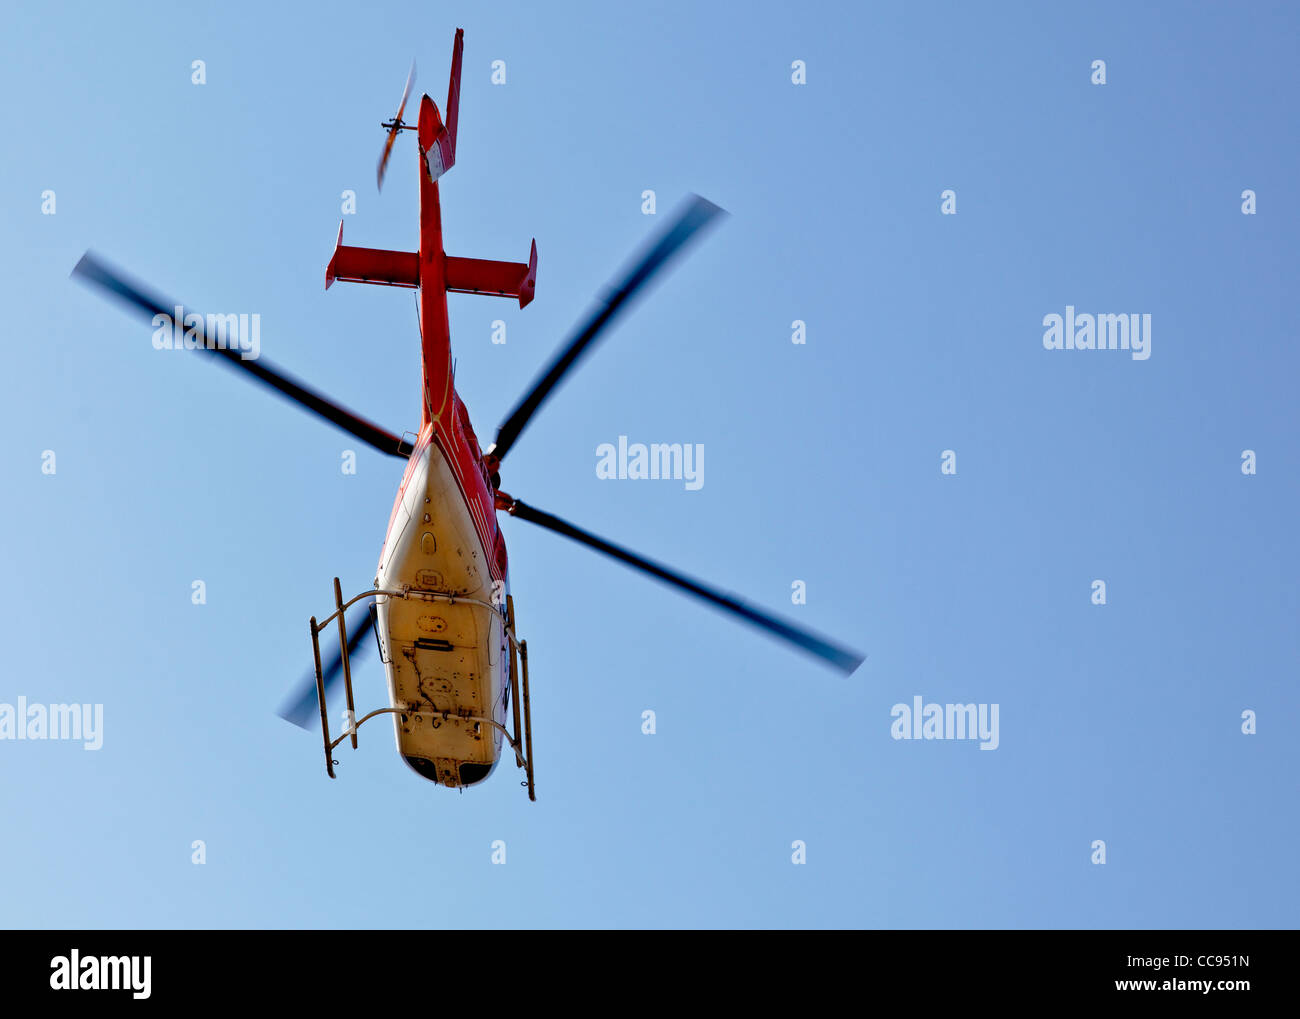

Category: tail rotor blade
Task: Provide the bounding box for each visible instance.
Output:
[397,60,416,122]
[487,194,726,463]
[377,61,416,190]
[278,607,377,729]
[503,496,864,675]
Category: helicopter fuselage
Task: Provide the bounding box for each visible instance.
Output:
[373,406,511,788]
[323,43,537,787]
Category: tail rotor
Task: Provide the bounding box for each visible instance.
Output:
[377,60,416,190]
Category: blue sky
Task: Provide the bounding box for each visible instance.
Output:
[1,0,1296,928]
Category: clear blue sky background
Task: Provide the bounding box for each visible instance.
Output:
[1,0,1296,929]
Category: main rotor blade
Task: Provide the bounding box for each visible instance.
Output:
[72,253,413,459]
[504,497,865,675]
[487,195,726,463]
[278,606,377,729]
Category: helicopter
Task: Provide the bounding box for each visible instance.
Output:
[72,28,863,800]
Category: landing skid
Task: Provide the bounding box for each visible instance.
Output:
[306,578,536,801]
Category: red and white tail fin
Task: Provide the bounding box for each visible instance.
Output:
[444,27,463,162]
[418,28,463,185]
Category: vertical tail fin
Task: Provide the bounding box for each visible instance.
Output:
[418,29,464,185]
[445,28,463,164]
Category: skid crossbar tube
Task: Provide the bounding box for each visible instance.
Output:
[306,579,535,799]
[328,707,514,753]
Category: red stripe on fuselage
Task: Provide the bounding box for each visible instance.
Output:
[381,412,504,585]
[377,103,505,586]
[419,117,453,429]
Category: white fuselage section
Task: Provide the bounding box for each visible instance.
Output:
[373,437,509,787]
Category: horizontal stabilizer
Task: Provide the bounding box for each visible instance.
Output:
[325,221,419,289]
[445,239,538,308]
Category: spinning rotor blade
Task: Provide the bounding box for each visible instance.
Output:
[502,497,865,675]
[72,253,414,459]
[487,195,726,463]
[377,61,416,190]
[278,607,377,730]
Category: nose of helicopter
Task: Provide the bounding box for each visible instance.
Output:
[402,754,499,788]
